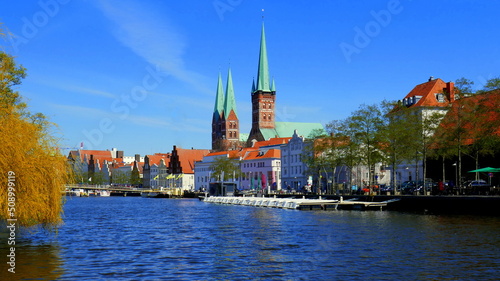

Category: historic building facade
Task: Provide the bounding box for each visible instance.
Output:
[212,69,240,151]
[211,23,324,152]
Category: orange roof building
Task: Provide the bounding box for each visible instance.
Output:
[400,77,455,109]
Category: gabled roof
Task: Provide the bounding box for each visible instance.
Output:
[147,153,170,165]
[69,149,117,164]
[78,149,113,160]
[244,149,281,161]
[252,137,292,148]
[175,148,210,174]
[206,148,250,160]
[402,78,455,108]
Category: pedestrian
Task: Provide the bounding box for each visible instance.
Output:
[438,179,444,195]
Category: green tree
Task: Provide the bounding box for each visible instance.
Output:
[112,170,131,185]
[326,119,362,191]
[345,103,385,189]
[480,77,500,92]
[129,162,142,186]
[209,156,241,182]
[302,131,345,194]
[379,100,418,190]
[454,77,475,98]
[417,110,446,188]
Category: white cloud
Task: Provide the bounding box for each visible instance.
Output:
[96,0,211,95]
[51,103,110,118]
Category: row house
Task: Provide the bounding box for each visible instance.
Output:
[142,146,210,191]
[195,137,290,192]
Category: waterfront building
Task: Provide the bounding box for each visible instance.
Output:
[67,148,124,184]
[195,137,290,191]
[167,145,210,191]
[391,77,456,185]
[142,153,170,188]
[280,130,308,191]
[194,150,244,191]
[241,148,282,191]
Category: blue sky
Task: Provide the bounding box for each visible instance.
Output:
[2,0,499,156]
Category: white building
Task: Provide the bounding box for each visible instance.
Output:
[194,151,242,191]
[280,130,308,191]
[240,149,282,191]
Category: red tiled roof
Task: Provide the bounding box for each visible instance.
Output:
[253,137,291,148]
[175,148,210,174]
[206,151,229,157]
[147,153,170,165]
[403,78,455,108]
[244,149,281,161]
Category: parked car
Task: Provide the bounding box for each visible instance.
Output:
[400,181,416,194]
[415,180,437,195]
[465,180,491,195]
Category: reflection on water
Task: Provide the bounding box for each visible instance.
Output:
[1,197,499,280]
[0,230,63,280]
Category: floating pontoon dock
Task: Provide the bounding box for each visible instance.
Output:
[202,196,339,210]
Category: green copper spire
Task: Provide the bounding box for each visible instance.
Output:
[271,78,276,92]
[224,68,237,117]
[213,72,225,120]
[256,22,271,92]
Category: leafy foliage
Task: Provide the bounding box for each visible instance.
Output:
[0,50,71,228]
[209,156,241,182]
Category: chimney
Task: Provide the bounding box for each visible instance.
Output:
[446,82,455,102]
[428,76,434,82]
[135,154,140,162]
[251,139,257,147]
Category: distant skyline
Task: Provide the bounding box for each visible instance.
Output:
[2,0,499,156]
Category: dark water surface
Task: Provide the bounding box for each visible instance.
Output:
[1,196,499,280]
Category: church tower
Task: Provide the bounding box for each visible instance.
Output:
[212,72,225,151]
[212,69,240,151]
[248,22,276,144]
[221,68,240,150]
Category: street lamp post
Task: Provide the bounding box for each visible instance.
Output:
[452,162,458,195]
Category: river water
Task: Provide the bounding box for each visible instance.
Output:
[1,196,499,280]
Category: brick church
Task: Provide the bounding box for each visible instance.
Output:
[212,23,324,151]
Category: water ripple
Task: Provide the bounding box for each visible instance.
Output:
[2,197,499,280]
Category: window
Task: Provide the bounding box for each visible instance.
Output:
[436,93,445,103]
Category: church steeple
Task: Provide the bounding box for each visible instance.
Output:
[213,72,225,120]
[248,22,276,145]
[223,68,237,117]
[255,22,271,92]
[212,72,225,151]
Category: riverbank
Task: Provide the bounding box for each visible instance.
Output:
[268,194,500,215]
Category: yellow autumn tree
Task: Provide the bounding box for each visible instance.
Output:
[0,42,70,228]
